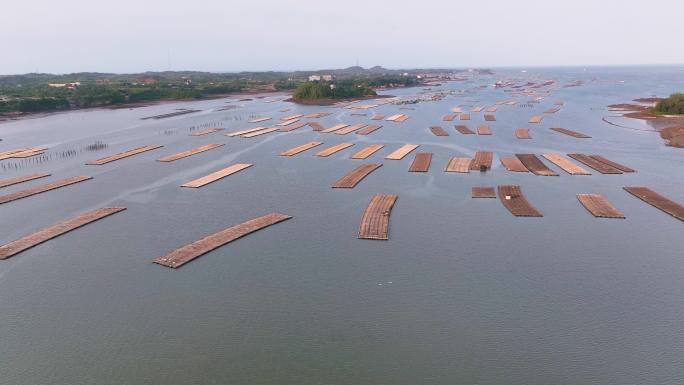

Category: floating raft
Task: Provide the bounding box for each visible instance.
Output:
[277,118,300,127]
[472,187,496,198]
[371,114,385,120]
[515,128,532,139]
[577,194,625,218]
[386,114,409,122]
[500,157,529,172]
[248,117,271,123]
[0,147,47,160]
[242,127,278,137]
[442,114,456,121]
[226,126,269,137]
[356,125,382,135]
[190,128,223,136]
[141,109,200,120]
[0,207,126,260]
[181,164,252,188]
[451,107,462,113]
[486,106,498,112]
[157,144,224,162]
[0,176,92,205]
[335,124,367,135]
[308,122,325,131]
[471,106,485,112]
[278,122,308,132]
[153,213,292,268]
[567,154,622,174]
[445,157,471,173]
[303,112,331,118]
[477,125,492,135]
[484,114,496,121]
[460,113,471,121]
[430,126,449,136]
[529,116,543,124]
[515,154,558,176]
[0,173,51,189]
[385,144,419,160]
[623,187,684,222]
[550,127,591,138]
[408,153,432,172]
[351,144,384,159]
[321,124,349,133]
[542,153,590,175]
[497,185,543,217]
[455,125,475,135]
[358,194,397,240]
[332,164,382,188]
[589,155,635,173]
[87,145,162,165]
[280,142,323,156]
[315,143,354,157]
[470,151,493,171]
[281,114,303,121]
[545,107,562,113]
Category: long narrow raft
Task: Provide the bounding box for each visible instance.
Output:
[86,145,163,165]
[190,128,223,136]
[589,155,635,173]
[430,126,449,136]
[0,176,92,205]
[315,143,354,157]
[280,142,323,156]
[484,114,497,121]
[567,154,623,174]
[623,187,684,222]
[408,153,432,172]
[477,125,492,135]
[356,125,382,135]
[442,114,456,121]
[321,124,349,133]
[550,127,591,138]
[445,157,472,173]
[242,127,278,137]
[157,144,224,162]
[0,207,126,260]
[470,151,493,171]
[460,113,471,120]
[180,164,252,188]
[248,117,271,123]
[278,122,308,132]
[332,164,382,188]
[515,154,558,176]
[515,128,532,139]
[472,187,496,198]
[497,185,543,217]
[529,115,543,124]
[358,194,398,240]
[541,153,590,175]
[153,213,292,268]
[454,125,475,135]
[351,144,384,159]
[385,144,419,160]
[335,124,367,135]
[308,122,325,131]
[226,126,269,137]
[0,173,51,189]
[576,194,625,218]
[500,157,529,172]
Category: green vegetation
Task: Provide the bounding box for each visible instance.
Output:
[653,93,684,115]
[293,81,376,101]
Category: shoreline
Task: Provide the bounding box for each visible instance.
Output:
[285,94,395,106]
[608,99,684,148]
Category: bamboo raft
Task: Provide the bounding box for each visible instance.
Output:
[190,128,223,136]
[86,145,162,165]
[472,106,485,112]
[590,155,635,173]
[442,114,456,121]
[278,122,308,132]
[141,109,200,120]
[281,114,303,121]
[358,194,397,240]
[477,125,492,135]
[0,176,92,205]
[303,112,331,118]
[460,113,471,121]
[484,114,496,121]
[515,154,558,176]
[550,127,591,138]
[0,173,51,189]
[497,185,543,217]
[248,117,271,123]
[332,164,382,188]
[515,128,532,139]
[567,154,623,174]
[0,207,126,260]
[623,187,684,221]
[315,143,354,157]
[500,157,529,172]
[576,194,625,218]
[485,106,497,112]
[386,114,409,122]
[321,124,349,133]
[472,187,496,198]
[545,107,562,113]
[0,147,47,160]
[356,125,382,135]
[371,114,385,120]
[226,126,269,137]
[385,144,419,160]
[180,164,252,188]
[242,127,278,138]
[430,126,449,136]
[308,122,325,131]
[277,118,300,126]
[454,125,475,135]
[529,116,543,124]
[157,144,224,162]
[154,213,292,268]
[351,144,384,159]
[335,124,367,135]
[445,157,471,173]
[280,142,323,156]
[451,107,462,113]
[470,151,493,171]
[541,153,590,175]
[408,153,432,172]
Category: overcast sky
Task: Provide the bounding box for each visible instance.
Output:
[2,0,683,74]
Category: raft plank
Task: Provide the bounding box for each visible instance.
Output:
[550,127,591,138]
[190,128,223,136]
[430,126,449,136]
[408,153,432,172]
[371,114,385,120]
[321,124,349,133]
[248,117,271,123]
[529,115,543,124]
[335,124,367,135]
[358,194,397,240]
[157,144,224,162]
[356,125,382,135]
[472,187,496,198]
[0,207,126,260]
[577,194,625,218]
[86,145,162,165]
[500,157,529,172]
[623,187,684,221]
[497,185,543,217]
[470,151,493,171]
[590,155,635,173]
[280,142,323,156]
[567,154,622,174]
[0,173,51,189]
[385,144,419,160]
[308,122,325,131]
[477,125,492,135]
[454,125,475,135]
[315,143,354,157]
[332,164,382,188]
[226,126,269,137]
[180,164,252,188]
[153,213,292,268]
[445,157,471,173]
[0,176,92,205]
[515,128,532,139]
[460,113,471,120]
[541,153,590,175]
[442,114,456,121]
[484,114,496,121]
[515,154,558,176]
[351,144,384,159]
[242,127,279,137]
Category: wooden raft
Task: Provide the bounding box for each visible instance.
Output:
[471,106,485,112]
[0,147,47,160]
[0,207,126,260]
[308,122,325,131]
[321,124,349,133]
[356,125,382,135]
[157,144,224,162]
[430,126,449,136]
[541,153,590,175]
[486,106,497,112]
[277,118,300,127]
[442,114,456,121]
[226,126,269,137]
[460,113,471,121]
[315,143,354,157]
[497,185,543,217]
[87,145,162,165]
[445,157,471,173]
[0,173,51,189]
[153,213,292,268]
[472,187,496,198]
[455,125,475,135]
[181,164,252,188]
[515,154,558,176]
[529,115,543,124]
[351,144,384,159]
[567,154,622,174]
[248,117,271,123]
[550,127,591,138]
[0,176,92,205]
[335,124,367,135]
[477,125,492,135]
[278,122,308,132]
[371,114,385,120]
[515,128,532,139]
[280,142,323,156]
[242,127,278,138]
[385,144,419,160]
[623,187,684,222]
[332,164,382,188]
[590,155,635,173]
[470,151,493,171]
[484,114,496,121]
[576,194,625,218]
[500,157,529,172]
[409,153,432,172]
[190,128,223,136]
[281,114,303,121]
[358,194,397,240]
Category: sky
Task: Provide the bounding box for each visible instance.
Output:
[2,0,683,74]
